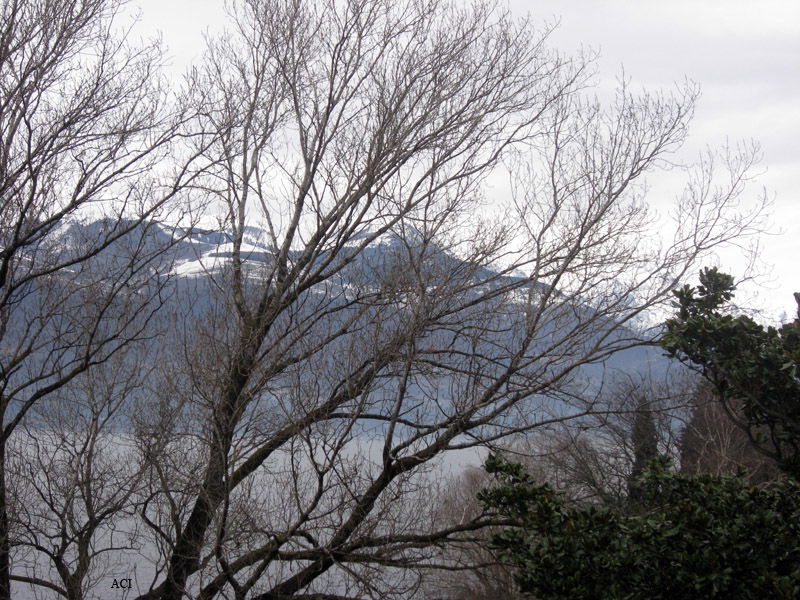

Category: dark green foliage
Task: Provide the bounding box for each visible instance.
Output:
[661,268,800,478]
[480,454,800,600]
[628,405,660,502]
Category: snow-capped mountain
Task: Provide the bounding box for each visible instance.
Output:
[52,217,674,385]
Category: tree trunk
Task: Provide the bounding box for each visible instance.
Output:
[0,442,10,600]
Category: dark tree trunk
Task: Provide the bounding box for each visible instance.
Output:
[0,442,10,600]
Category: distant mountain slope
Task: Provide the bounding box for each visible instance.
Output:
[53,217,675,394]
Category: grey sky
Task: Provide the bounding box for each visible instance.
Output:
[515,0,800,318]
[134,0,799,318]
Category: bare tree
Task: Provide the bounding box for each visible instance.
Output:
[3,0,769,598]
[0,1,200,597]
[8,345,155,600]
[679,383,782,483]
[129,1,582,597]
[421,467,522,600]
[115,1,767,599]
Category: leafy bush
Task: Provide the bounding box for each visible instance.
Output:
[662,268,800,478]
[479,454,800,600]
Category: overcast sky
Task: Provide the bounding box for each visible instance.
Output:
[513,0,800,319]
[134,0,799,319]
